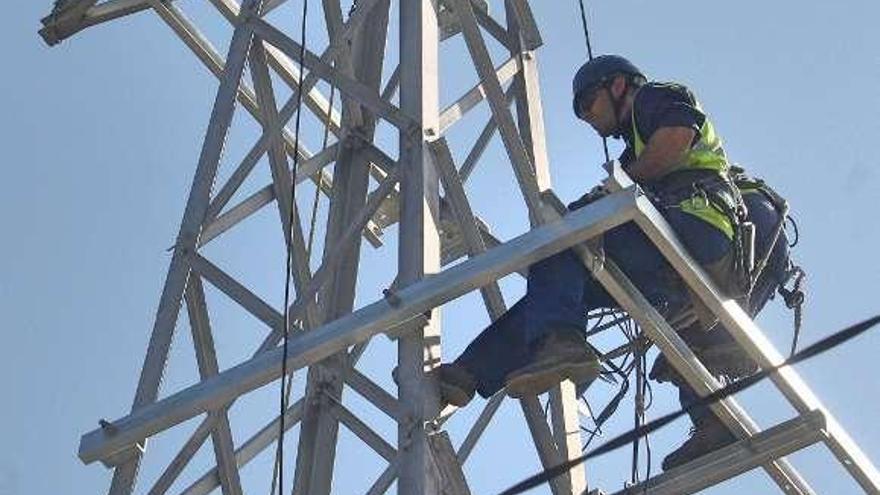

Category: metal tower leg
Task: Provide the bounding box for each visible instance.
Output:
[293,2,391,493]
[397,1,443,493]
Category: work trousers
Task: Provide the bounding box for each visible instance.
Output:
[455,191,788,407]
[456,203,733,398]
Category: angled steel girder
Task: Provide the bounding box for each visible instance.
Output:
[102,3,265,494]
[292,1,392,493]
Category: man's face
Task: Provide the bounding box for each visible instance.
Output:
[577,76,625,137]
[578,86,616,137]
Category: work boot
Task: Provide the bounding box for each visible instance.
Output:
[430,363,477,408]
[392,363,477,408]
[697,344,759,380]
[650,323,758,385]
[504,328,600,399]
[661,418,737,471]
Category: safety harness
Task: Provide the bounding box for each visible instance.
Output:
[645,169,753,298]
[730,166,807,356]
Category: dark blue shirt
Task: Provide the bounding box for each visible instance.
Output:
[618,82,706,166]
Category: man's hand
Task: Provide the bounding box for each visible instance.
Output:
[626,126,696,182]
[567,185,609,211]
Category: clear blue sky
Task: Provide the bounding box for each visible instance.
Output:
[2,1,880,494]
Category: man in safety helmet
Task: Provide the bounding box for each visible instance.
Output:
[432,55,796,471]
[568,54,799,469]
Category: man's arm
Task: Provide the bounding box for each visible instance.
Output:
[625,126,696,182]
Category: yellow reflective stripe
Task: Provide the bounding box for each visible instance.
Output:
[686,118,728,173]
[686,149,728,171]
[632,111,726,173]
[679,197,734,239]
[631,85,728,175]
[633,113,645,156]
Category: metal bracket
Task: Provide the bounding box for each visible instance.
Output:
[96,419,146,468]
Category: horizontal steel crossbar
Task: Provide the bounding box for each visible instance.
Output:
[77,186,641,465]
[609,410,827,495]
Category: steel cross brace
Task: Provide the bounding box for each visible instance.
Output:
[133,0,397,251]
[291,2,392,492]
[431,137,582,495]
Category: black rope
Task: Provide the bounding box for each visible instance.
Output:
[576,0,593,59]
[276,0,309,492]
[582,374,628,449]
[580,320,640,450]
[630,329,642,483]
[498,314,880,495]
[639,336,653,486]
[625,320,653,484]
[780,267,806,357]
[786,215,801,248]
[575,0,610,163]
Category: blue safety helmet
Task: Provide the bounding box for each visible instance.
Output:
[572,55,644,119]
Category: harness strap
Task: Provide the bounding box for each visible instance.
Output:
[647,171,753,298]
[731,166,808,357]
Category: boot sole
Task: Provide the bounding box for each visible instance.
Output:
[440,383,475,408]
[662,429,737,471]
[505,360,600,399]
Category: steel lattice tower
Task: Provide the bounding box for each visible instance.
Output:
[41,1,880,494]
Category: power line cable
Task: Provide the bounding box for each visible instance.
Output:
[498,314,880,495]
[576,0,610,163]
[275,0,310,492]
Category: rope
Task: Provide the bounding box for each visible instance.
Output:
[306,83,337,257]
[786,215,800,247]
[623,320,653,485]
[576,0,593,59]
[780,266,806,357]
[629,322,642,483]
[271,57,335,495]
[276,0,309,492]
[575,0,610,163]
[579,313,643,451]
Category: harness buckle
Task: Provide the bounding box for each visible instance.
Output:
[692,185,710,210]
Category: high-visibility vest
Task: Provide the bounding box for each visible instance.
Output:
[631,82,734,239]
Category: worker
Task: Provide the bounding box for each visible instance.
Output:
[431,55,795,471]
